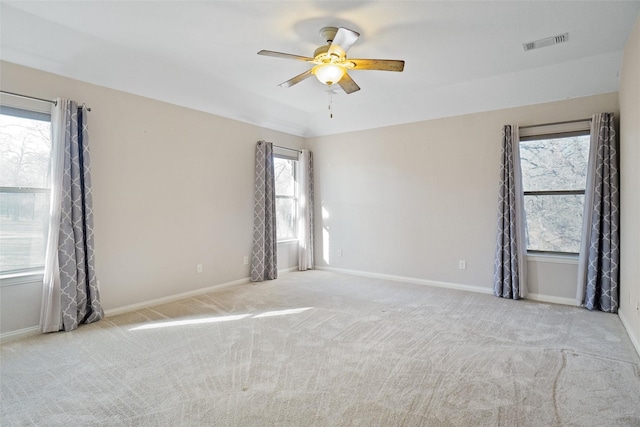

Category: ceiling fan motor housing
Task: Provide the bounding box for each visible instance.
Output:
[313,45,344,63]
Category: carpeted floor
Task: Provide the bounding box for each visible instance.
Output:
[1,270,640,426]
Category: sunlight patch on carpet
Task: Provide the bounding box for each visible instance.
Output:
[129,307,314,331]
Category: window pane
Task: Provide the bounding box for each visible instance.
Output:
[0,191,50,272]
[274,156,297,241]
[275,198,296,240]
[520,135,589,191]
[0,114,51,188]
[524,194,584,253]
[1,110,52,273]
[274,158,295,197]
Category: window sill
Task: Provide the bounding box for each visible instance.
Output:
[526,253,578,265]
[277,239,299,245]
[0,270,44,287]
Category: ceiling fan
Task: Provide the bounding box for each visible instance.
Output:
[258,27,405,94]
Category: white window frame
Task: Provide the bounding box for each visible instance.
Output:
[519,121,591,257]
[0,103,52,285]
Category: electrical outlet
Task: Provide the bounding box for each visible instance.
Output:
[244,256,249,265]
[338,249,343,257]
[197,264,203,273]
[459,260,466,270]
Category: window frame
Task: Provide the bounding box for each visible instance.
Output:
[519,128,590,256]
[273,154,299,242]
[0,104,52,281]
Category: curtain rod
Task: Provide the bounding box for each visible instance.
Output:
[519,118,591,130]
[0,90,91,111]
[1,90,56,106]
[273,144,302,154]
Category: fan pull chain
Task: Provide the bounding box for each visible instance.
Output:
[328,90,333,118]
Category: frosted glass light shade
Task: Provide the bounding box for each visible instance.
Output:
[312,64,346,85]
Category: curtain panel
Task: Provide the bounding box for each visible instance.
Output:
[251,141,278,281]
[493,124,527,300]
[577,113,620,313]
[298,149,314,271]
[41,99,103,332]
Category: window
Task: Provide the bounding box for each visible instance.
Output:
[0,106,52,275]
[274,156,297,241]
[519,131,590,254]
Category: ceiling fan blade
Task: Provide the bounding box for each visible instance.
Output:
[348,59,405,72]
[328,27,360,56]
[337,72,360,94]
[278,69,314,88]
[258,50,314,62]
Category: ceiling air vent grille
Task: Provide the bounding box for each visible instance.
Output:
[523,33,569,51]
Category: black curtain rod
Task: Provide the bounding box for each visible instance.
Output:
[273,144,302,154]
[519,118,591,130]
[0,90,91,111]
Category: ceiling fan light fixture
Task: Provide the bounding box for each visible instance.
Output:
[312,63,346,86]
[258,26,403,94]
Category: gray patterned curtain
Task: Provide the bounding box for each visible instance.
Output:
[577,113,620,313]
[493,125,528,299]
[251,141,277,281]
[41,99,103,332]
[298,149,314,271]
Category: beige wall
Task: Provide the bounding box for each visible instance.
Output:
[618,14,640,352]
[308,93,619,303]
[0,61,304,334]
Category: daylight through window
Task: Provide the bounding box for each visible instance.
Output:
[274,157,297,241]
[519,132,590,254]
[0,106,52,274]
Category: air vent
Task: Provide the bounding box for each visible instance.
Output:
[523,33,569,51]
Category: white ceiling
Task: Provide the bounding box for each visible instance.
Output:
[1,1,639,137]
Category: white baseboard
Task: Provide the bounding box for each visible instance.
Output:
[317,267,586,309]
[525,293,581,307]
[317,266,494,295]
[0,325,40,344]
[3,273,277,341]
[104,277,251,318]
[618,310,640,358]
[105,268,302,318]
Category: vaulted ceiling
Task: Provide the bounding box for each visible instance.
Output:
[1,1,638,137]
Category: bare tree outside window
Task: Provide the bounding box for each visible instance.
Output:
[520,134,590,253]
[0,111,52,273]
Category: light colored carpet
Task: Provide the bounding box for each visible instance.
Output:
[1,270,639,426]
